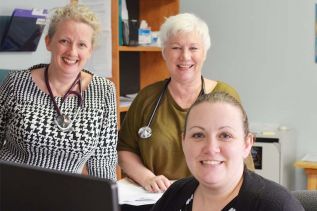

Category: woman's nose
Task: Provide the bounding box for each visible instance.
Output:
[202,137,220,154]
[68,44,77,55]
[180,49,190,60]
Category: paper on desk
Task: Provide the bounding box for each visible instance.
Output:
[117,178,164,206]
[301,153,317,162]
[120,93,138,108]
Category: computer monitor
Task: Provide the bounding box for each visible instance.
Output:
[0,160,120,211]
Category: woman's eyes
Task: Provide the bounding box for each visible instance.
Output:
[190,132,234,142]
[189,47,198,51]
[59,39,69,44]
[79,43,87,48]
[218,132,233,141]
[59,39,87,48]
[191,132,205,139]
[170,46,199,51]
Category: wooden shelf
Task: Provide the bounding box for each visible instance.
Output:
[119,46,161,52]
[111,0,178,117]
[119,105,129,113]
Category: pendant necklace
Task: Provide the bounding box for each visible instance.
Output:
[45,65,83,131]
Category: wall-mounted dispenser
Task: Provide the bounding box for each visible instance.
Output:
[0,8,48,52]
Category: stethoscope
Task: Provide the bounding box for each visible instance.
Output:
[138,76,205,139]
[45,65,83,132]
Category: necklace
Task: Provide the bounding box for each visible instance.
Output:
[44,65,83,131]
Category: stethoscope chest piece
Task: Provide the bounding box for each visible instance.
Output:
[138,126,152,139]
[55,114,71,128]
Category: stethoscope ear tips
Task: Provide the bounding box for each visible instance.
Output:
[138,126,152,139]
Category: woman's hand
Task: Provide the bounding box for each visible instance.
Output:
[143,175,172,193]
[118,151,172,192]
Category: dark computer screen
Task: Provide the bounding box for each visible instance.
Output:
[0,160,120,211]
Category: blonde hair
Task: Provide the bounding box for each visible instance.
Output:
[47,4,101,47]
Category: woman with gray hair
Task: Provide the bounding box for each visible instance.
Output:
[118,13,253,192]
[0,4,117,180]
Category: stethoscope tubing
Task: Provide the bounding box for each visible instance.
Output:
[145,78,171,128]
[138,76,205,139]
[45,65,83,131]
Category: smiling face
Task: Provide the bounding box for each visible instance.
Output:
[182,101,253,189]
[45,19,93,75]
[162,31,206,83]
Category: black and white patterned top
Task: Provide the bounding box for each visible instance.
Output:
[0,64,118,180]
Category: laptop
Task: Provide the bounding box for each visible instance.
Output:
[0,160,120,211]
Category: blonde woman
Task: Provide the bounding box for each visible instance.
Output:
[0,4,117,180]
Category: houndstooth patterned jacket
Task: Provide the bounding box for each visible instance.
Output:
[0,64,118,180]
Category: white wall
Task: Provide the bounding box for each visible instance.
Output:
[181,0,317,190]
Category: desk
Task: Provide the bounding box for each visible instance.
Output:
[294,161,317,190]
[118,178,162,210]
[121,204,153,211]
